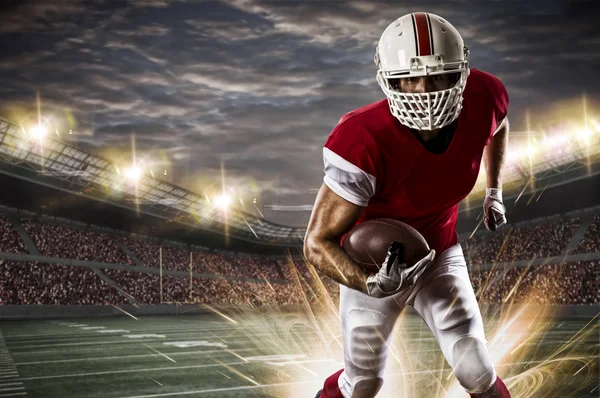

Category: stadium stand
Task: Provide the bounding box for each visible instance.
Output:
[22,219,135,265]
[0,211,598,307]
[462,218,582,265]
[574,214,600,254]
[0,261,127,305]
[0,215,27,254]
[470,261,599,305]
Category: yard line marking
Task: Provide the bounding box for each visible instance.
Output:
[18,355,598,382]
[0,387,25,392]
[10,334,588,354]
[12,346,260,358]
[118,380,317,397]
[6,322,582,342]
[12,336,592,362]
[2,328,319,345]
[3,325,251,339]
[14,349,256,365]
[18,361,254,380]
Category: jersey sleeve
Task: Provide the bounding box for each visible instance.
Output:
[323,123,380,207]
[485,73,510,144]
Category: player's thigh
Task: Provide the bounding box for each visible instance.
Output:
[340,284,408,376]
[412,259,486,365]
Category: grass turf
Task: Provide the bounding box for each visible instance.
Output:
[0,311,598,398]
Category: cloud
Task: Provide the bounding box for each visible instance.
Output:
[0,0,598,226]
[0,0,87,33]
[114,24,171,37]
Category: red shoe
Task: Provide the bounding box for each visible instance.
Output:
[317,369,344,398]
[471,376,510,398]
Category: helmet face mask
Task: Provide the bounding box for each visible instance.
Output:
[375,13,470,131]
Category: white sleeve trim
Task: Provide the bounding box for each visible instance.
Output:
[493,116,508,136]
[323,147,376,207]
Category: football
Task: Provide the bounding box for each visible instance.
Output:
[342,218,431,274]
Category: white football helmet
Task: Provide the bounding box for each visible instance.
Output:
[375,12,470,130]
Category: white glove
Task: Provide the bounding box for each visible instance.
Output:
[483,188,507,232]
[366,241,436,298]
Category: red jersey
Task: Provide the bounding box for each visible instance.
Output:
[323,69,509,255]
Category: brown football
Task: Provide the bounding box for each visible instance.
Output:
[342,218,431,274]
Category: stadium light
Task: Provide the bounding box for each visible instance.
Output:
[29,124,48,140]
[214,194,231,210]
[578,127,593,144]
[124,166,142,182]
[543,135,569,148]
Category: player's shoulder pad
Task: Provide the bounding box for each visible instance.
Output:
[470,69,509,122]
[324,101,387,177]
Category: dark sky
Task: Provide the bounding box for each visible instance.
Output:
[0,0,598,226]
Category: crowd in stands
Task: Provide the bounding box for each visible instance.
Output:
[22,219,134,265]
[0,260,127,305]
[122,237,282,281]
[103,269,189,304]
[0,216,598,307]
[470,261,599,305]
[0,216,26,254]
[192,252,246,277]
[574,214,600,254]
[229,256,282,281]
[463,218,582,265]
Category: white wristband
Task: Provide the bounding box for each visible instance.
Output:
[486,188,502,201]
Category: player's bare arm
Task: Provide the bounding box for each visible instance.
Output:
[482,118,510,231]
[304,183,370,294]
[483,118,509,189]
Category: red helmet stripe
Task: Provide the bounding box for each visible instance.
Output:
[413,12,432,56]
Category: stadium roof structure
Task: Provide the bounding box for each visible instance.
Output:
[469,126,600,199]
[0,118,305,247]
[1,116,599,243]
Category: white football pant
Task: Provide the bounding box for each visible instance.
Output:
[338,244,496,397]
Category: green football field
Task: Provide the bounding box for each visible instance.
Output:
[0,310,598,398]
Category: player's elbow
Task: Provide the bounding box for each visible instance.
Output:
[304,230,331,268]
[303,232,320,265]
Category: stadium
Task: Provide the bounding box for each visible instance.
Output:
[0,105,598,398]
[0,2,599,397]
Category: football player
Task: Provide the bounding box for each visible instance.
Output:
[304,12,510,398]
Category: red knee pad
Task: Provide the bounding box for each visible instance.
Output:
[321,368,344,398]
[471,376,510,398]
